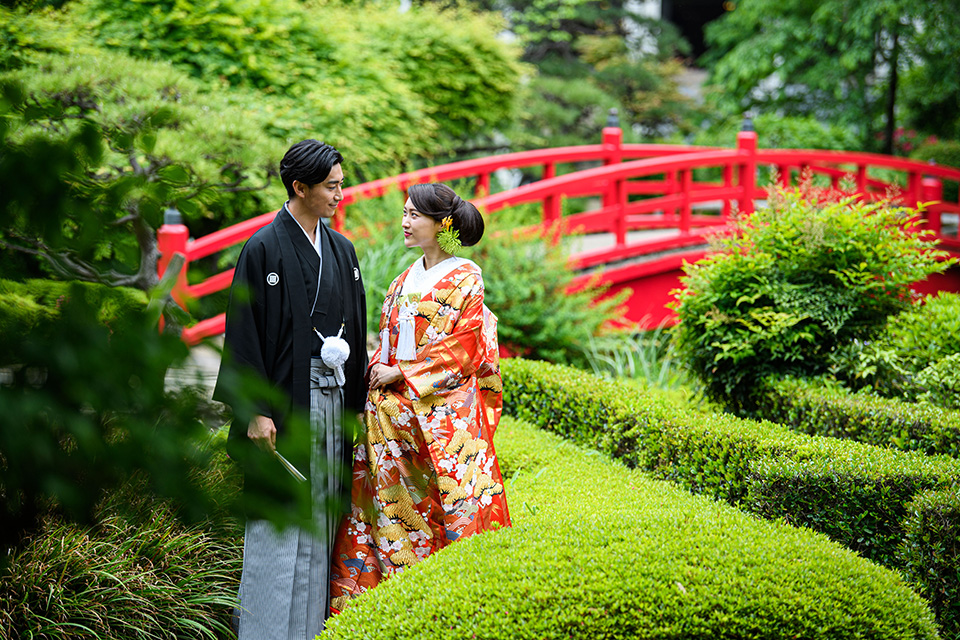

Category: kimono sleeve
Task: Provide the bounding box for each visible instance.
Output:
[399,272,489,399]
[212,237,273,418]
[344,241,369,413]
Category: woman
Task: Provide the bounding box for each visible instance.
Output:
[329,183,510,610]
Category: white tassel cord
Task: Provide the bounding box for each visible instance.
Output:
[315,324,350,386]
[395,296,419,362]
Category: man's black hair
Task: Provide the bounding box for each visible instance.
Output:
[279,140,344,199]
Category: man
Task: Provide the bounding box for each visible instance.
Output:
[213,140,367,639]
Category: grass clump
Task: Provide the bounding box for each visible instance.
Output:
[0,451,244,639]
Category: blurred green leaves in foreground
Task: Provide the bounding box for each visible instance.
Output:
[0,80,317,556]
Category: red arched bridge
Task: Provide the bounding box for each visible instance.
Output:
[158,127,960,345]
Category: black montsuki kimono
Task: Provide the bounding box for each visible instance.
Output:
[213,206,367,498]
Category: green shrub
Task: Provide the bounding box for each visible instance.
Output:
[502,358,960,635]
[475,227,628,366]
[877,293,960,376]
[72,0,337,93]
[346,4,526,151]
[68,0,522,174]
[0,447,243,639]
[355,221,628,367]
[354,230,417,332]
[915,353,960,410]
[671,186,954,412]
[324,416,939,640]
[912,139,960,203]
[757,376,960,457]
[832,293,960,410]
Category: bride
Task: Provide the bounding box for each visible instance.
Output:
[329,182,511,611]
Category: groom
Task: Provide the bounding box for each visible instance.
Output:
[213,139,368,639]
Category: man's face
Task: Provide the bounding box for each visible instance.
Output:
[296,163,344,219]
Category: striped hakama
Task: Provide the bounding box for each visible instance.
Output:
[238,358,344,640]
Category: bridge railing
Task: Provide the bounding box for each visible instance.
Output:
[158,128,960,344]
[473,131,960,269]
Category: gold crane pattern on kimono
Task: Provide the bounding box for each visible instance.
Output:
[329,261,510,611]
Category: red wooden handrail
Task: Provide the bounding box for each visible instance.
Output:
[160,127,960,345]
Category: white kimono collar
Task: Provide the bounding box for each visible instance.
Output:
[400,256,479,297]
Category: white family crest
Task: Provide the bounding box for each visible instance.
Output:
[267,272,280,286]
[354,267,360,281]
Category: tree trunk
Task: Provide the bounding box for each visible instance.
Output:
[883,29,900,156]
[132,213,160,293]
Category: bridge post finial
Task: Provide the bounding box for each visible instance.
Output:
[606,108,620,128]
[741,113,754,132]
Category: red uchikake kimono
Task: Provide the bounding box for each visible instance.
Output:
[329,257,511,611]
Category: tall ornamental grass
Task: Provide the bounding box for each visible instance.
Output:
[0,458,244,639]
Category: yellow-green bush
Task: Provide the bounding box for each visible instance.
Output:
[324,417,938,640]
[0,279,147,363]
[502,358,960,636]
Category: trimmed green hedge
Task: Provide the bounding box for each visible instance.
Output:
[901,486,960,634]
[501,358,960,637]
[324,416,938,640]
[757,376,960,457]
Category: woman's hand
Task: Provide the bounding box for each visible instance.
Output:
[369,363,402,389]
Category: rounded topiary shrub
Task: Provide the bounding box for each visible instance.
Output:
[323,417,938,640]
[671,185,954,412]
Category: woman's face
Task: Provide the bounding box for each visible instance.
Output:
[402,198,442,250]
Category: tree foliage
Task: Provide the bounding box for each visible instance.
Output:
[344,3,526,155]
[671,180,955,412]
[482,0,701,148]
[694,113,862,152]
[0,56,281,291]
[702,0,960,153]
[0,88,317,551]
[0,0,526,290]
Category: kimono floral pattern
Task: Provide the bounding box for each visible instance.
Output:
[329,262,510,610]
